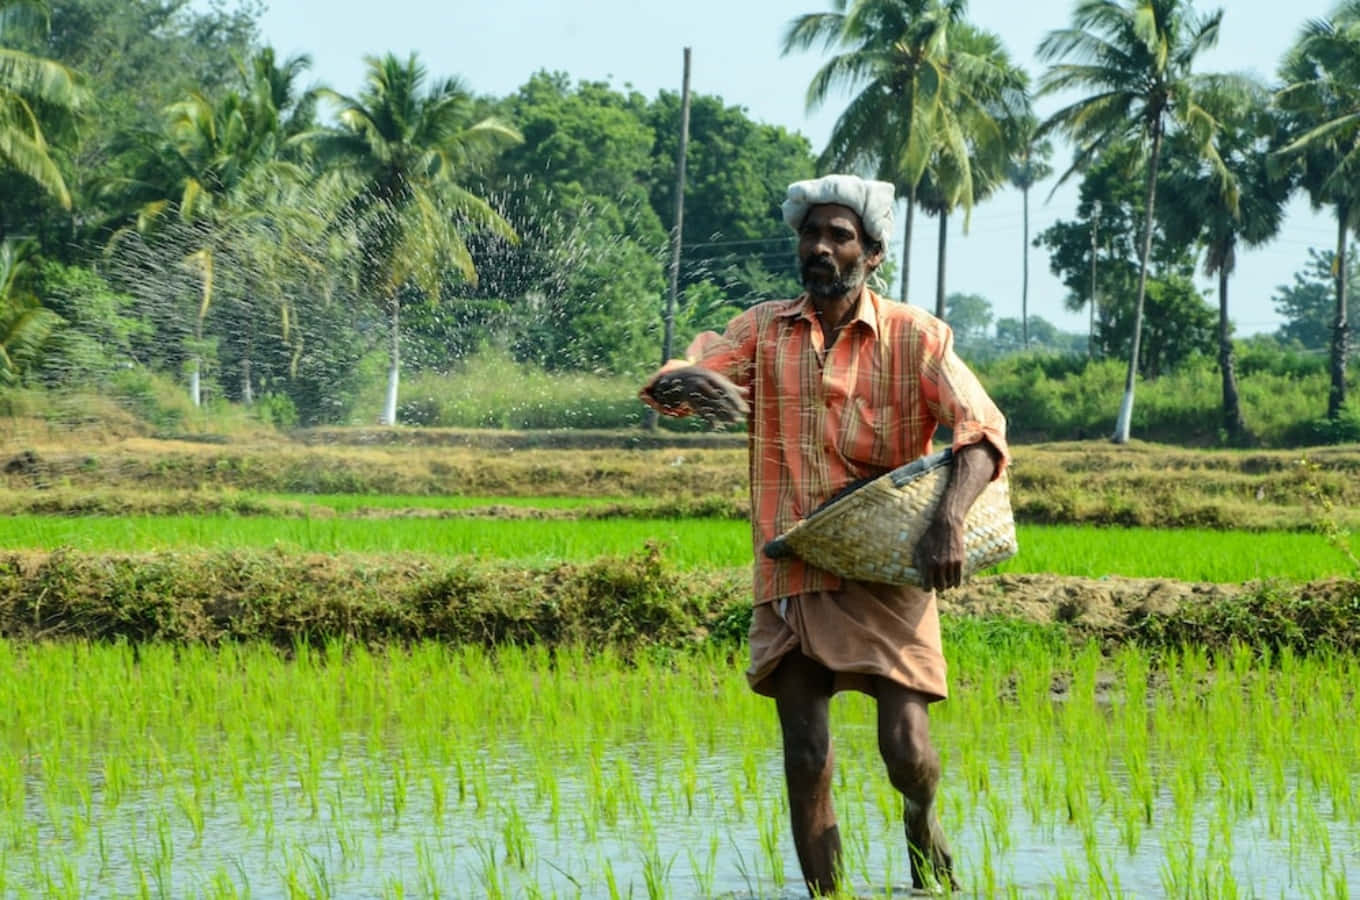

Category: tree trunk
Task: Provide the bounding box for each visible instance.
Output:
[1022,184,1030,348]
[1113,126,1163,445]
[1328,203,1350,421]
[934,210,947,320]
[191,316,203,408]
[1218,263,1246,442]
[900,186,916,304]
[381,294,400,426]
[242,357,254,406]
[242,319,255,406]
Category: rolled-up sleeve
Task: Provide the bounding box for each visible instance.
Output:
[918,323,1009,479]
[639,309,758,417]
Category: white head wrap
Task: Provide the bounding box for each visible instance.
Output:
[781,174,896,245]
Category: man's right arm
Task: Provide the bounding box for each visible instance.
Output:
[639,310,758,425]
[643,366,749,426]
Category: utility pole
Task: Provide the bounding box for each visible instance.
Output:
[646,47,692,431]
[1089,200,1100,359]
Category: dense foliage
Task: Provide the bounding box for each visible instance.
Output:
[1,0,1359,441]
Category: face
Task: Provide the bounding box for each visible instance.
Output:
[797,204,883,301]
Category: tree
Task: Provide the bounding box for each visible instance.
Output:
[1006,114,1053,347]
[309,53,521,425]
[1038,0,1229,443]
[1159,79,1289,441]
[0,0,86,218]
[0,238,59,384]
[102,50,317,406]
[464,72,666,372]
[996,314,1066,352]
[944,290,992,347]
[1036,141,1208,372]
[1273,246,1360,351]
[4,0,259,252]
[782,0,996,305]
[1276,0,1360,420]
[914,22,1028,318]
[647,90,815,304]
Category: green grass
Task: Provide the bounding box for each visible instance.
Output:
[267,493,638,512]
[2,515,1356,581]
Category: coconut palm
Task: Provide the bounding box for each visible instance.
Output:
[104,49,316,406]
[307,53,520,425]
[0,238,59,384]
[914,22,1028,319]
[1038,0,1229,444]
[1160,80,1289,442]
[782,0,987,305]
[1276,0,1360,420]
[1006,115,1053,347]
[0,0,86,214]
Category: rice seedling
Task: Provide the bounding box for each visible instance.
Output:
[1,514,1357,581]
[0,634,1355,897]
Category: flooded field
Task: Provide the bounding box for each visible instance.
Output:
[2,632,1355,898]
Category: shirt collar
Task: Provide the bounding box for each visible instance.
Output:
[777,286,881,338]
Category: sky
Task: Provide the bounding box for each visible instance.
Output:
[246,0,1342,337]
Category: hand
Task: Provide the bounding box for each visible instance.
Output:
[913,442,1001,590]
[648,366,749,427]
[914,514,965,591]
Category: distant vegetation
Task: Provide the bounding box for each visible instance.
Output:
[1,0,1359,444]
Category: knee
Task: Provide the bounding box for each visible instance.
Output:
[880,729,939,792]
[783,732,832,787]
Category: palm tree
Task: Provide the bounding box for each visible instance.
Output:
[104,49,316,406]
[1006,115,1053,347]
[1160,80,1288,443]
[1037,0,1228,444]
[1276,0,1360,421]
[308,53,520,425]
[0,0,86,217]
[0,238,59,384]
[782,0,976,305]
[915,22,1028,319]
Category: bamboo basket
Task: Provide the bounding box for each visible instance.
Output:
[763,448,1017,586]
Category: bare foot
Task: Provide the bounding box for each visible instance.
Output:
[907,813,959,893]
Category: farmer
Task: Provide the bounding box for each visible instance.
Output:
[640,174,1008,895]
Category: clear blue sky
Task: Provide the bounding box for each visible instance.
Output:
[249,0,1339,336]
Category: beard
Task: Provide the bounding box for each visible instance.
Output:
[801,254,870,299]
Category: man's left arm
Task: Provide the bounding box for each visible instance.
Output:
[915,441,1003,590]
[915,325,1010,590]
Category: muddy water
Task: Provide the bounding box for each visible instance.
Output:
[8,712,1355,898]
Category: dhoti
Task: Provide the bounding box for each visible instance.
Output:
[746,580,948,701]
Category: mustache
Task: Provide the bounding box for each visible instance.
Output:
[801,257,837,276]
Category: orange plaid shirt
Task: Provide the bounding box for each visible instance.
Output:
[643,288,1009,605]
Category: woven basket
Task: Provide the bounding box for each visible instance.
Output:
[763,448,1017,587]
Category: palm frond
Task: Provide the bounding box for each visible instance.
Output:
[0,119,69,205]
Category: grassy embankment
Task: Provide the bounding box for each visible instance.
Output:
[5,430,1360,530]
[1,425,1358,653]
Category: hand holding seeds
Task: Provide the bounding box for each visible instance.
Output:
[649,366,749,428]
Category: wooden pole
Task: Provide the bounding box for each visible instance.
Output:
[647,47,692,430]
[1089,200,1100,358]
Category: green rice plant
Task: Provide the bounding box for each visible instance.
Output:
[1,638,1356,896]
[3,515,1359,582]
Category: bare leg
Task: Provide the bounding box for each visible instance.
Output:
[770,649,841,897]
[874,678,958,892]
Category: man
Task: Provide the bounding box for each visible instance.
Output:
[640,174,1008,896]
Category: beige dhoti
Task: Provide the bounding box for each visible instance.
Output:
[746,580,947,702]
